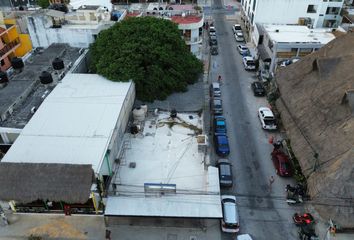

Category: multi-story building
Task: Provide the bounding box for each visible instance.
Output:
[168,5,203,58]
[241,0,345,31]
[26,5,125,48]
[123,3,204,58]
[0,12,32,72]
[256,24,335,73]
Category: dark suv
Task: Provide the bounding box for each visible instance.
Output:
[251,81,266,96]
[216,158,233,187]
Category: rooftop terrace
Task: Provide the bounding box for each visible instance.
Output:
[0,44,82,128]
[105,112,222,218]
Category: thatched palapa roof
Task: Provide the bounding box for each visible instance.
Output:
[0,163,94,204]
[275,32,354,227]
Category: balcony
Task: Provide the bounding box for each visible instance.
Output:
[184,36,202,45]
[0,38,20,58]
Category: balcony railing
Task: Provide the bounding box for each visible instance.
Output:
[0,38,20,58]
[184,36,202,44]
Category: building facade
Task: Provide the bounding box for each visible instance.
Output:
[256,24,335,72]
[241,0,345,30]
[125,3,204,58]
[0,12,32,71]
[27,6,125,48]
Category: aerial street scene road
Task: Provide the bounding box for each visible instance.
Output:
[0,0,353,240]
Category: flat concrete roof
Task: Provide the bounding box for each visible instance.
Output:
[70,0,112,11]
[2,74,133,173]
[0,44,82,128]
[263,24,335,44]
[105,112,222,218]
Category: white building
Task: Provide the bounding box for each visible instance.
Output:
[256,24,335,72]
[125,3,204,58]
[27,6,125,48]
[105,111,222,227]
[0,74,135,212]
[241,0,344,31]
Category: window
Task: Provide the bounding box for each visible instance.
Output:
[307,5,317,13]
[326,7,340,15]
[252,0,256,11]
[268,40,273,50]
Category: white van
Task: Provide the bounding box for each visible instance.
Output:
[220,195,240,233]
[210,82,221,98]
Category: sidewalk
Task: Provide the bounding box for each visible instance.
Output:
[0,214,105,240]
[0,213,222,240]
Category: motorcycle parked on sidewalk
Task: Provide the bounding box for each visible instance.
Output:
[286,184,307,205]
[293,213,314,226]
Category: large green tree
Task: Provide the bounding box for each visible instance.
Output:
[90,17,203,101]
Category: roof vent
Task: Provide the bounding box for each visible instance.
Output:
[342,89,354,115]
[275,29,279,32]
[312,59,318,71]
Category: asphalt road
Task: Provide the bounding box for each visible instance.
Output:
[209,1,303,239]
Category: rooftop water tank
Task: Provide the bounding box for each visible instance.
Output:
[140,104,148,116]
[0,71,8,83]
[52,57,64,70]
[11,57,24,70]
[39,71,53,84]
[133,107,145,121]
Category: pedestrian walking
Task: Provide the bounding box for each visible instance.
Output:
[1,212,8,226]
[268,175,275,192]
[217,75,222,84]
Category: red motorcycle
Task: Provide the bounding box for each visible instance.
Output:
[293,213,314,226]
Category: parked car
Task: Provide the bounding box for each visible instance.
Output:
[210,82,221,98]
[280,58,299,67]
[242,56,256,71]
[258,69,272,83]
[232,24,242,34]
[211,98,223,115]
[271,149,293,177]
[210,35,218,46]
[220,195,240,233]
[214,134,230,156]
[237,234,253,240]
[216,158,233,187]
[214,116,227,134]
[251,81,266,96]
[234,32,244,42]
[237,44,249,55]
[209,26,216,36]
[258,107,277,130]
[210,45,218,55]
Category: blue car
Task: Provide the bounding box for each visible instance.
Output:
[214,116,227,135]
[214,134,230,157]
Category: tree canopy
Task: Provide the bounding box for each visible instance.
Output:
[90,17,203,101]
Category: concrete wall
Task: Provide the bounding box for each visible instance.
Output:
[27,15,96,48]
[105,216,219,229]
[99,82,136,176]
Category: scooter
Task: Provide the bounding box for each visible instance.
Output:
[293,213,314,226]
[286,184,304,205]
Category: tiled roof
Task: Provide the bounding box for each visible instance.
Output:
[171,15,202,24]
